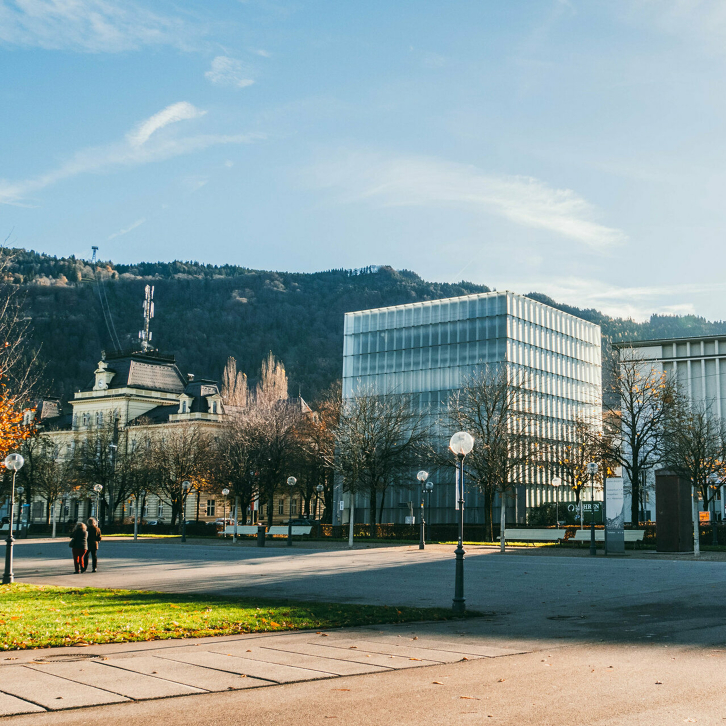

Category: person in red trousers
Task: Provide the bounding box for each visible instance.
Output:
[69,522,88,574]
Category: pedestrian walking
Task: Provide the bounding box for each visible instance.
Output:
[83,517,102,573]
[69,522,88,574]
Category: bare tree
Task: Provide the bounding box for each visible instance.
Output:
[448,363,542,549]
[662,397,726,550]
[295,381,341,523]
[147,423,213,528]
[335,384,431,539]
[221,356,249,408]
[553,415,614,529]
[72,416,131,526]
[213,411,261,530]
[605,351,677,525]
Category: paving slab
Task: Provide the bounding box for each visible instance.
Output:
[346,634,528,657]
[100,655,270,692]
[27,660,205,700]
[0,665,129,710]
[155,649,337,683]
[204,641,387,676]
[317,638,476,663]
[262,641,442,669]
[0,691,45,718]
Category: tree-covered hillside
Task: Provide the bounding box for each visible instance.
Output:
[4,248,726,405]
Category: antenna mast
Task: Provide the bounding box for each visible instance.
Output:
[139,284,155,352]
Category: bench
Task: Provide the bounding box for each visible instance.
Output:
[267,526,312,537]
[223,525,260,536]
[504,528,566,544]
[572,529,645,543]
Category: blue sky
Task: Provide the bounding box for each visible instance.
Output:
[1,0,725,321]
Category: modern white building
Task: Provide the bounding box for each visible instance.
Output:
[615,335,726,521]
[339,291,602,525]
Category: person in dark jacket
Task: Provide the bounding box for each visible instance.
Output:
[83,518,102,573]
[69,522,88,574]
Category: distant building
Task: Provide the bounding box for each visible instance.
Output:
[615,335,726,522]
[339,291,602,526]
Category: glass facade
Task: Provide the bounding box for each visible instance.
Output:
[341,291,602,524]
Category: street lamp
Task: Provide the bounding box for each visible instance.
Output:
[586,462,598,556]
[425,480,434,542]
[221,488,230,539]
[93,484,103,524]
[15,486,24,538]
[417,470,429,550]
[2,452,25,585]
[286,476,297,546]
[315,483,324,538]
[708,473,720,545]
[450,431,474,614]
[181,481,191,542]
[552,477,562,527]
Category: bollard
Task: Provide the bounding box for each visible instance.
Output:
[257,524,266,547]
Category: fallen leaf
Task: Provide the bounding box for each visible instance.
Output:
[497,679,506,683]
[433,681,444,685]
[410,658,421,661]
[333,689,350,691]
[655,681,662,685]
[349,646,358,649]
[460,696,481,700]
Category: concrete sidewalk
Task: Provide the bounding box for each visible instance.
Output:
[0,618,532,717]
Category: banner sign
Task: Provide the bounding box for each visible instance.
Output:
[605,477,625,554]
[455,468,460,510]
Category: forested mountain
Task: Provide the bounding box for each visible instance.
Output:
[4,247,726,406]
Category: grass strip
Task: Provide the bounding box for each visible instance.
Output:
[0,584,467,651]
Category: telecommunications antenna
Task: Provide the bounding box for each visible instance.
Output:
[139,284,154,352]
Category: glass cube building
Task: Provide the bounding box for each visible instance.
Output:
[337,291,602,525]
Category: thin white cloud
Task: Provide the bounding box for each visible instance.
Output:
[307,151,627,250]
[623,0,726,52]
[520,277,726,321]
[0,102,264,204]
[108,217,145,240]
[0,0,196,53]
[249,48,271,57]
[127,102,206,148]
[205,56,254,88]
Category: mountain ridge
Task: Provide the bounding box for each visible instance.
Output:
[3,247,725,404]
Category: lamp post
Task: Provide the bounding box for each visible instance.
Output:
[586,462,598,556]
[2,453,25,585]
[552,476,562,528]
[417,470,429,550]
[315,483,324,538]
[221,488,230,539]
[708,473,720,545]
[15,486,24,538]
[286,477,297,546]
[93,484,103,524]
[181,481,191,542]
[450,431,474,614]
[425,481,433,542]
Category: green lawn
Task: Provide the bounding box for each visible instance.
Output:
[0,584,465,651]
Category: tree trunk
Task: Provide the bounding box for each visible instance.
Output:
[134,497,139,541]
[51,500,57,539]
[348,495,355,549]
[369,488,377,539]
[630,469,641,527]
[233,496,239,542]
[488,490,494,542]
[378,487,386,526]
[268,493,275,526]
[499,490,506,553]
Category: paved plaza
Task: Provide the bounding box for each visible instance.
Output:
[3,538,726,724]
